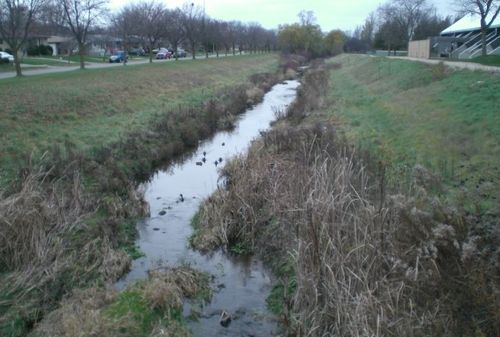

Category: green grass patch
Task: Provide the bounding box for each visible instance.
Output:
[0,63,16,72]
[266,259,296,315]
[104,289,175,337]
[0,54,278,188]
[467,55,500,66]
[18,57,75,66]
[326,54,499,212]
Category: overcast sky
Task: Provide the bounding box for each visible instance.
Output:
[109,0,457,33]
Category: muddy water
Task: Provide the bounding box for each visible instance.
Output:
[116,80,300,336]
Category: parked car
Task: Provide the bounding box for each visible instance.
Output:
[173,48,187,58]
[129,48,145,56]
[0,51,15,63]
[109,51,128,63]
[155,48,171,59]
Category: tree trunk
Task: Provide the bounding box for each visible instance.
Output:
[191,41,196,59]
[78,43,85,69]
[149,50,153,63]
[232,43,235,55]
[13,48,22,77]
[481,28,487,57]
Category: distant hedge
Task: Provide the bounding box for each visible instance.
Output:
[27,45,53,56]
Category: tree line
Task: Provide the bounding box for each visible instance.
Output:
[2,0,498,77]
[0,0,279,76]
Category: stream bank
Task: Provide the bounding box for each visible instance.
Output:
[1,67,288,337]
[23,77,296,336]
[190,58,499,337]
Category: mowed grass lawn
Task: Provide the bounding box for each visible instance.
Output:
[326,54,499,211]
[0,54,278,186]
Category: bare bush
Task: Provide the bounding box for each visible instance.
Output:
[286,62,330,121]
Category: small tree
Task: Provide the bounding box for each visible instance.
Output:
[164,8,184,60]
[181,2,203,60]
[278,13,324,58]
[112,6,136,66]
[132,1,166,63]
[455,0,500,56]
[0,0,46,77]
[61,0,107,69]
[378,0,431,47]
[324,30,346,56]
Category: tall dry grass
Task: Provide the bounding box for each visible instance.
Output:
[194,123,499,336]
[0,156,141,333]
[0,70,283,334]
[191,66,498,336]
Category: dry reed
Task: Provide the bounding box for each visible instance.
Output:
[193,121,498,336]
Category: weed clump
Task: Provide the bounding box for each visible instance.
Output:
[286,61,330,121]
[31,266,210,337]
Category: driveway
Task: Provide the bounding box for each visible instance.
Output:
[390,56,500,74]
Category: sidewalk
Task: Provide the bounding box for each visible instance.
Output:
[390,56,500,74]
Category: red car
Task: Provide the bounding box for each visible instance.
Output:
[155,48,172,59]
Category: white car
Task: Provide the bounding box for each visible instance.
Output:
[0,51,14,63]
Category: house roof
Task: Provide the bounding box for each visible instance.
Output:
[47,36,72,43]
[441,13,500,35]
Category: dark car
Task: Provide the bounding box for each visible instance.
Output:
[129,48,145,56]
[109,51,128,63]
[173,48,187,58]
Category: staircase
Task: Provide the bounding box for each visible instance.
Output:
[454,30,499,59]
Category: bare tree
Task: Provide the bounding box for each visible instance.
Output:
[225,21,240,55]
[455,0,500,56]
[164,8,184,60]
[385,0,431,44]
[180,2,203,60]
[130,1,166,63]
[111,5,135,66]
[298,10,317,26]
[360,12,376,47]
[376,0,432,53]
[35,1,67,36]
[0,0,46,76]
[61,0,107,69]
[200,18,221,58]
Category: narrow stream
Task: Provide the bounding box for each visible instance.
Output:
[116,80,300,336]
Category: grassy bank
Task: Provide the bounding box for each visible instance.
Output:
[0,54,281,336]
[191,59,499,336]
[467,55,500,66]
[0,54,278,187]
[326,55,499,213]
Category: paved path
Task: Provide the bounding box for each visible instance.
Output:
[390,56,500,74]
[0,53,246,80]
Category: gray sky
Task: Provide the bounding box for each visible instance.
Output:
[109,0,456,32]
